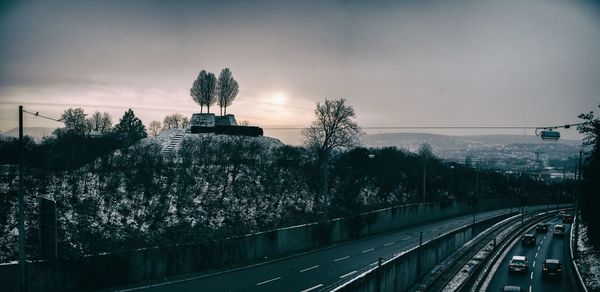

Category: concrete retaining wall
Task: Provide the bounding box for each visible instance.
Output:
[335,214,511,292]
[2,199,517,291]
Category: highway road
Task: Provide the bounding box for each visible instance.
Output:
[122,206,554,292]
[487,216,577,292]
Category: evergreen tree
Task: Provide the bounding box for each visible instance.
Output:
[114,109,147,147]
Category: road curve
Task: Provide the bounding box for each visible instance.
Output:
[120,206,556,292]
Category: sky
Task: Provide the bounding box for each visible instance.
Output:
[1,0,599,144]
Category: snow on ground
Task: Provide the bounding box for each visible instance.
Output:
[147,128,284,154]
[576,222,600,290]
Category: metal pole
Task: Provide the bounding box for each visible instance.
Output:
[18,105,26,292]
[422,159,426,204]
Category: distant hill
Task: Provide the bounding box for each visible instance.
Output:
[362,133,582,166]
[0,127,57,142]
[362,133,580,150]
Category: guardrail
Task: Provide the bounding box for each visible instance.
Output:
[570,213,588,292]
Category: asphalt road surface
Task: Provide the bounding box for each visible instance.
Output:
[487,216,576,292]
[123,205,558,292]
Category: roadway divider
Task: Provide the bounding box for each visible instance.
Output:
[330,211,518,292]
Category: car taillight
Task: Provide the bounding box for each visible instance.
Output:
[543,267,548,271]
[557,268,562,272]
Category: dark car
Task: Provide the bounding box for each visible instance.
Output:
[553,224,565,238]
[500,286,524,291]
[562,214,573,224]
[536,223,548,233]
[508,256,529,273]
[542,259,562,279]
[521,234,536,246]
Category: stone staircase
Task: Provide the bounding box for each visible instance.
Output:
[161,132,184,154]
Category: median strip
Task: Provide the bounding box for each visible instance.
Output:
[300,284,323,292]
[300,265,319,273]
[340,270,357,279]
[256,276,281,286]
[334,256,350,262]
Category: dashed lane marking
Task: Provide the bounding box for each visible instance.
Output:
[334,256,350,262]
[340,270,357,279]
[535,252,538,258]
[256,277,281,286]
[533,261,536,268]
[300,265,319,273]
[530,272,534,279]
[384,242,395,246]
[362,248,375,253]
[301,284,324,292]
[402,237,411,241]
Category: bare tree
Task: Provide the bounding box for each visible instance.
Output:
[163,113,188,129]
[87,111,103,132]
[190,70,217,114]
[60,108,88,136]
[148,120,162,137]
[99,112,112,133]
[302,98,362,219]
[217,68,239,116]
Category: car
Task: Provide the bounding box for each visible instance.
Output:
[562,214,573,223]
[536,223,548,233]
[508,255,529,273]
[500,286,524,291]
[553,224,565,238]
[521,234,536,246]
[542,259,563,279]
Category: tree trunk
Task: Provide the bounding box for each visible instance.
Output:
[201,105,203,114]
[321,149,330,220]
[224,106,227,115]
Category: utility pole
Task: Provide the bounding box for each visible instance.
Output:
[18,105,26,292]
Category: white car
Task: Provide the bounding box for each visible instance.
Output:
[508,255,529,273]
[553,224,565,237]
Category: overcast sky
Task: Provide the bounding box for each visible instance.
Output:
[1,0,599,144]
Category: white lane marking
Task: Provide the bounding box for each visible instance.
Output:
[301,284,324,292]
[340,270,358,279]
[530,272,534,279]
[535,252,538,258]
[533,261,536,268]
[538,246,541,251]
[541,240,544,244]
[334,256,350,262]
[300,265,319,273]
[384,242,395,246]
[256,276,281,286]
[402,236,412,241]
[369,262,378,266]
[529,285,532,292]
[362,248,375,253]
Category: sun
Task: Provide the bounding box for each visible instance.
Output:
[272,93,286,105]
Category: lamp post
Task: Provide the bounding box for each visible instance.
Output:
[422,158,426,204]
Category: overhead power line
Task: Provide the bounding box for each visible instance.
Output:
[22,109,62,123]
[264,124,584,130]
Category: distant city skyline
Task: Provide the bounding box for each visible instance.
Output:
[1,0,599,144]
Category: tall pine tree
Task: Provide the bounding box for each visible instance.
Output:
[114,109,147,147]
